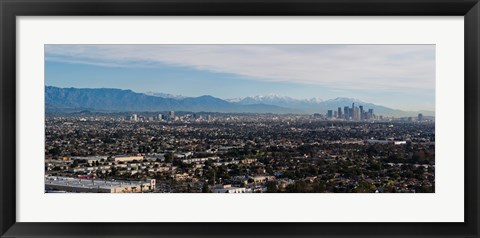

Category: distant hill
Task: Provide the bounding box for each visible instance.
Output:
[144,91,186,99]
[45,86,302,114]
[227,94,324,111]
[228,95,434,117]
[318,97,424,117]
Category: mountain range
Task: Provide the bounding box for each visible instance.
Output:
[45,86,434,117]
[226,94,324,111]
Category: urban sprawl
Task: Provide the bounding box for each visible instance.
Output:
[45,103,435,193]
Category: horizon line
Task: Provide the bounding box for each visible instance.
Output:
[45,85,435,113]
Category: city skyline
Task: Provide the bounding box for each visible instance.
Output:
[45,85,434,117]
[45,44,435,111]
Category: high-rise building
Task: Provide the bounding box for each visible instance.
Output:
[158,114,163,121]
[169,111,175,120]
[359,106,364,120]
[354,107,360,121]
[368,109,374,120]
[338,107,342,118]
[334,111,338,118]
[327,110,333,118]
[344,106,350,119]
[131,114,138,122]
[351,103,355,120]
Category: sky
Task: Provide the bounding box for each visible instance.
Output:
[45,44,435,111]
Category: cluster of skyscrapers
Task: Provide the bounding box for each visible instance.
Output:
[129,111,214,123]
[130,111,176,122]
[327,103,374,121]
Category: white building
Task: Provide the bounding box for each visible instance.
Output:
[109,155,144,162]
[131,114,138,121]
[212,184,246,193]
[45,176,156,193]
[71,156,109,164]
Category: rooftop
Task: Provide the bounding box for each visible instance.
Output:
[45,176,149,190]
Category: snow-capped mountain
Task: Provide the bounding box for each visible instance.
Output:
[304,96,323,103]
[227,94,323,110]
[227,95,433,117]
[144,92,186,99]
[47,87,433,117]
[45,86,302,114]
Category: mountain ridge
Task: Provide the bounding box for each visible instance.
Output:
[45,86,303,114]
[45,86,434,117]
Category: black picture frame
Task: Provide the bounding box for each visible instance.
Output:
[1,0,479,237]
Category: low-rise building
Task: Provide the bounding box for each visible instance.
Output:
[45,176,156,193]
[212,184,246,193]
[109,155,144,162]
[71,156,109,164]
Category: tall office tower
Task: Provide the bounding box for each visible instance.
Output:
[338,107,342,118]
[334,111,338,118]
[131,114,138,122]
[368,109,374,120]
[169,111,175,120]
[359,106,364,120]
[158,114,163,121]
[327,110,333,118]
[354,107,360,121]
[344,106,350,119]
[418,113,424,121]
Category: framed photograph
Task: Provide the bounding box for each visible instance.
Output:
[1,0,479,237]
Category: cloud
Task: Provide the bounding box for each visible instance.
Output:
[45,44,435,92]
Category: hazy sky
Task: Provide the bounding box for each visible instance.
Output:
[45,44,435,111]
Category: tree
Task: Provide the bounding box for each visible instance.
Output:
[266,182,277,193]
[110,167,118,176]
[202,183,211,193]
[48,148,61,156]
[165,153,174,163]
[312,181,326,192]
[286,181,308,193]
